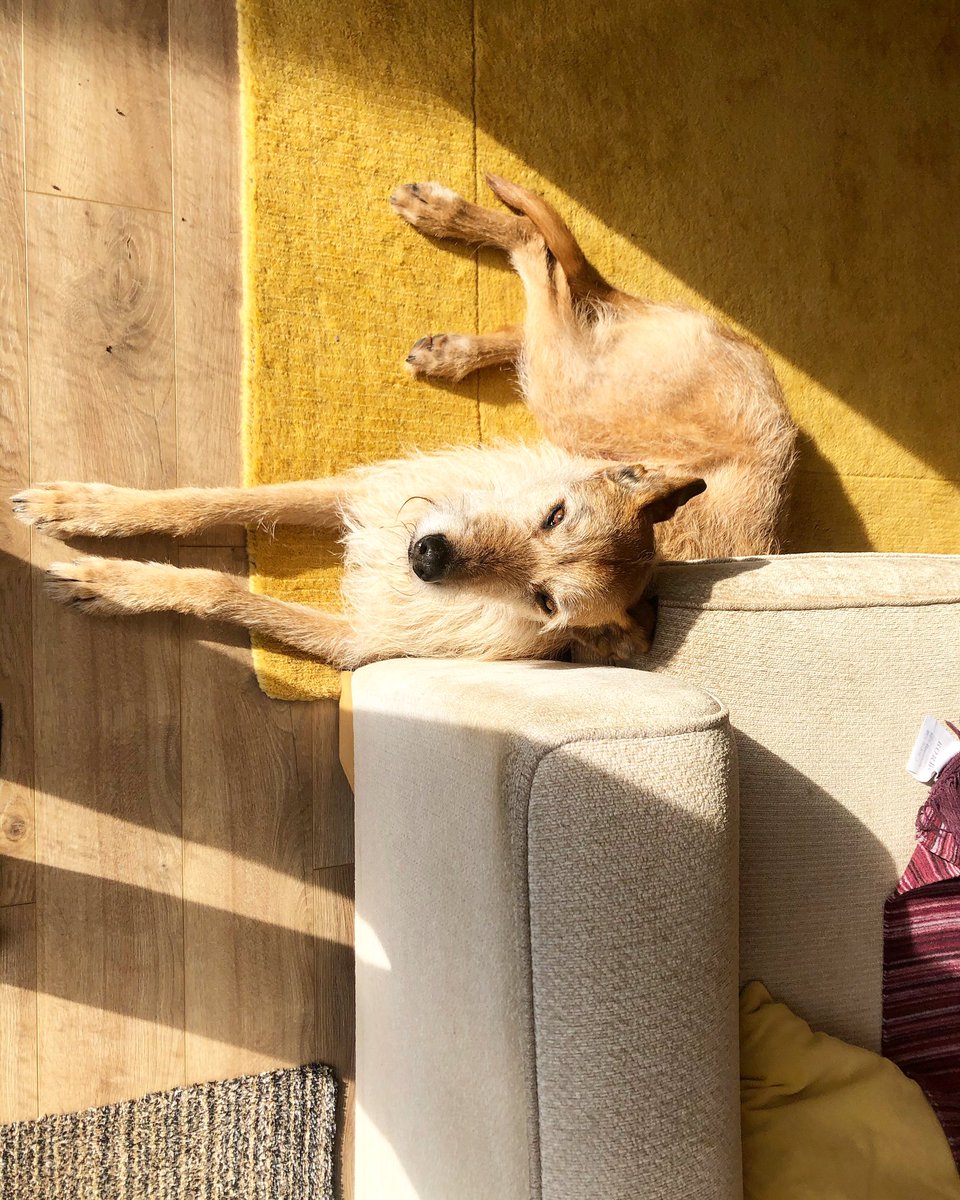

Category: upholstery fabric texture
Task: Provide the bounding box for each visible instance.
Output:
[352,659,741,1200]
[643,552,960,1049]
[348,554,960,1198]
[238,0,959,700]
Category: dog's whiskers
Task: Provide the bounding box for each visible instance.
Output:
[397,495,436,518]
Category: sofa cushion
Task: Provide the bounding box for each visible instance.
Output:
[645,552,960,1049]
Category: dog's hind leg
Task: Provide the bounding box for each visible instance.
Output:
[391,177,620,378]
[404,326,523,381]
[390,182,529,250]
[392,182,531,378]
[390,177,620,303]
[46,555,359,665]
[13,478,357,540]
[484,175,624,308]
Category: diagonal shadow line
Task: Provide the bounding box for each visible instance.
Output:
[28,1,959,485]
[243,0,959,488]
[0,857,357,1070]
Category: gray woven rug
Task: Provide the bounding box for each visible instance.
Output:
[0,1063,336,1200]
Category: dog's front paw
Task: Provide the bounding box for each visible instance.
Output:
[405,333,474,381]
[570,622,651,666]
[12,482,124,539]
[46,556,176,616]
[389,182,465,237]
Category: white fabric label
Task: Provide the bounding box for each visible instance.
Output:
[907,716,960,784]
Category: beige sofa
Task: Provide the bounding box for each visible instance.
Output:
[349,553,960,1199]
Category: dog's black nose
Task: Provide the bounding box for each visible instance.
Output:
[410,533,452,582]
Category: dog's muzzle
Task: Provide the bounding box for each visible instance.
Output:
[409,533,453,582]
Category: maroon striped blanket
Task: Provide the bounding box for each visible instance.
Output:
[883,751,960,1167]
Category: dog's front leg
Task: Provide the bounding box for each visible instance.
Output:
[390,182,529,249]
[405,326,523,381]
[569,619,652,665]
[45,556,357,666]
[13,478,356,540]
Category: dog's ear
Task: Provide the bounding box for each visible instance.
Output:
[641,474,706,524]
[603,463,648,487]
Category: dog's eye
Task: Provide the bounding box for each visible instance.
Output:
[534,590,557,616]
[542,502,565,530]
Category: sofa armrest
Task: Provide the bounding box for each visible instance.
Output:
[352,658,742,1200]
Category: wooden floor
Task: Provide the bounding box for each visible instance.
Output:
[0,0,355,1193]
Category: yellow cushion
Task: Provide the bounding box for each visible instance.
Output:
[740,981,960,1199]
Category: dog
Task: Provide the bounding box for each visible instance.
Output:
[12,176,796,668]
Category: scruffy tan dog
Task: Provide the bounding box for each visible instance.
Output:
[13,177,796,668]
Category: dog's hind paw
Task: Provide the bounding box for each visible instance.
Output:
[405,333,475,382]
[389,182,465,237]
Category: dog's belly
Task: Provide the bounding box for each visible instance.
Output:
[522,308,710,443]
[521,306,792,477]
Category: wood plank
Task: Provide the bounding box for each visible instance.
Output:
[23,0,172,210]
[169,0,245,538]
[28,189,183,1113]
[27,194,177,485]
[16,0,356,1139]
[181,546,318,1081]
[171,0,353,864]
[316,864,355,1200]
[31,581,184,1115]
[0,0,35,907]
[0,903,37,1122]
[34,854,183,1116]
[314,701,354,869]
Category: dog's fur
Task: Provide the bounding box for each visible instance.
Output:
[12,176,796,668]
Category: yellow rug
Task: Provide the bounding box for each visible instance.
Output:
[238,0,960,700]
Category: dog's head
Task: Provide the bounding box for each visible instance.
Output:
[407,461,705,659]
